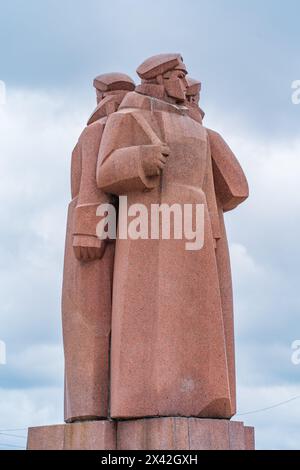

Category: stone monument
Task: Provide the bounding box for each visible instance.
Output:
[27,54,254,450]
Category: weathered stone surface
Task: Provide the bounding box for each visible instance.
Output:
[28,418,254,450]
[117,418,255,450]
[62,73,135,423]
[29,54,254,450]
[27,424,65,450]
[27,421,116,450]
[96,54,249,420]
[244,426,255,450]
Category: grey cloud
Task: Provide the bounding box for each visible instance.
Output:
[0,88,299,449]
[1,0,300,136]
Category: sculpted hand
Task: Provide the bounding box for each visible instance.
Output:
[142,144,170,176]
[73,235,106,262]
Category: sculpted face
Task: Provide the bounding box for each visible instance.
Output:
[96,89,104,104]
[187,92,200,106]
[96,89,131,106]
[88,89,130,125]
[163,69,188,103]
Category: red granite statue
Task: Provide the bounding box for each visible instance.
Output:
[28,55,254,450]
[62,73,135,422]
[185,76,249,415]
[97,54,249,419]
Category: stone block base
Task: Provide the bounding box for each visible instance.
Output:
[27,418,255,450]
[27,421,116,450]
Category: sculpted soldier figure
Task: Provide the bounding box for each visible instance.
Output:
[185,77,205,123]
[185,76,249,414]
[62,73,135,422]
[96,54,249,419]
[27,54,254,451]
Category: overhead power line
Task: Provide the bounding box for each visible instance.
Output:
[0,442,25,449]
[1,394,300,440]
[0,432,27,439]
[0,428,27,432]
[237,394,300,416]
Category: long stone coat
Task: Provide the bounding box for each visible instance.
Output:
[97,91,248,419]
[62,117,114,422]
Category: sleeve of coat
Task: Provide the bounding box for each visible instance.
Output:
[97,111,160,195]
[207,128,249,212]
[203,134,221,241]
[72,121,113,238]
[70,142,81,200]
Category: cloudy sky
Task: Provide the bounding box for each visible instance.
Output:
[0,0,299,450]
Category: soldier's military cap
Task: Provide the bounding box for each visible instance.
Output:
[186,77,202,96]
[93,73,135,92]
[136,53,187,80]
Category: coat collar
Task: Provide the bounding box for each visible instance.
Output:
[119,91,189,116]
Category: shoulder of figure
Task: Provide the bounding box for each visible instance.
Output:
[71,141,80,158]
[78,118,106,140]
[205,127,224,143]
[117,91,152,114]
[104,108,137,128]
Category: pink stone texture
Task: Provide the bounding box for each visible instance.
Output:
[28,54,254,450]
[27,418,254,450]
[27,421,116,450]
[62,129,114,422]
[62,74,135,422]
[27,424,65,450]
[185,78,249,416]
[96,54,248,420]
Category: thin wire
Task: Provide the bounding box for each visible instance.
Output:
[1,394,300,434]
[0,428,27,432]
[0,443,25,449]
[0,432,27,439]
[236,394,300,416]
